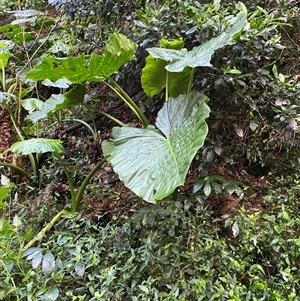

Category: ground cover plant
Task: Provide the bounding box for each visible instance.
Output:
[1,0,300,300]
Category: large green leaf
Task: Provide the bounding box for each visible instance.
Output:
[8,138,64,155]
[27,33,137,83]
[142,54,191,98]
[102,91,210,203]
[142,38,191,97]
[25,85,86,123]
[147,11,249,72]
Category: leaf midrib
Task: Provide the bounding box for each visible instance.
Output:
[166,138,179,173]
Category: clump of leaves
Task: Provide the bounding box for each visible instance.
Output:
[6,180,300,300]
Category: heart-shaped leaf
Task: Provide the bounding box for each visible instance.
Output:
[147,11,249,72]
[102,91,210,203]
[27,33,137,83]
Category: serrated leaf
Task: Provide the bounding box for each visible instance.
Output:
[9,138,64,155]
[42,251,55,276]
[27,33,137,83]
[102,91,210,203]
[147,12,248,72]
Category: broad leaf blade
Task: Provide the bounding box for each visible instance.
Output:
[42,251,55,276]
[39,287,59,301]
[25,85,86,123]
[141,54,191,97]
[9,138,65,155]
[27,55,91,83]
[27,33,137,83]
[103,91,210,203]
[142,37,191,97]
[147,11,248,72]
[21,98,44,113]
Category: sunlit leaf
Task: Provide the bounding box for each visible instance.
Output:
[21,98,44,113]
[75,262,85,276]
[102,91,210,203]
[142,37,191,97]
[147,12,249,72]
[9,138,65,155]
[42,78,72,88]
[203,182,211,197]
[42,251,55,276]
[32,250,43,269]
[25,85,86,123]
[1,174,10,186]
[232,221,240,238]
[39,287,59,301]
[27,33,137,83]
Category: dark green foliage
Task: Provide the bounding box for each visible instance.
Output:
[1,0,300,300]
[3,186,300,300]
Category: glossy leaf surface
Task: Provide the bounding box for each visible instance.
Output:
[102,91,210,203]
[25,85,86,123]
[27,33,137,83]
[9,138,64,155]
[147,12,248,72]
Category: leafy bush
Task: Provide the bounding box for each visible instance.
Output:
[3,184,299,300]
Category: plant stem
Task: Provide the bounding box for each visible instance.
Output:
[0,259,18,294]
[23,209,70,251]
[165,71,169,102]
[91,108,125,127]
[5,106,40,182]
[106,78,149,127]
[187,67,195,94]
[65,118,97,139]
[1,64,5,91]
[55,154,76,206]
[73,158,106,212]
[0,161,30,179]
